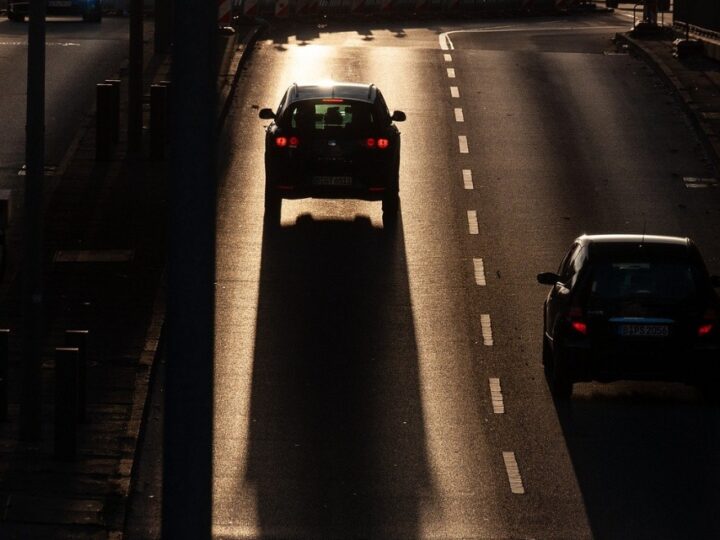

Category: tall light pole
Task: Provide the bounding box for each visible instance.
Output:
[20,0,47,442]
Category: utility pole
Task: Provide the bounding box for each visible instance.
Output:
[128,0,143,152]
[162,0,216,536]
[20,0,46,442]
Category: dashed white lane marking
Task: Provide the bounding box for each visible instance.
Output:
[443,53,452,62]
[462,169,473,190]
[473,257,486,285]
[481,314,494,345]
[489,378,504,413]
[454,108,464,122]
[450,86,460,98]
[439,33,454,50]
[458,135,468,154]
[447,68,456,78]
[502,452,525,494]
[467,211,478,235]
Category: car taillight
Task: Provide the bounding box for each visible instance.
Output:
[569,306,587,335]
[275,136,287,148]
[699,308,717,337]
[289,136,299,148]
[698,323,713,337]
[364,138,389,149]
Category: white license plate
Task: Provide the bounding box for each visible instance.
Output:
[619,324,669,337]
[49,1,73,6]
[312,175,352,186]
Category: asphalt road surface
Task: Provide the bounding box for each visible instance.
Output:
[0,16,128,203]
[212,11,720,539]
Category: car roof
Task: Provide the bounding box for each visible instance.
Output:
[577,234,691,247]
[285,82,378,105]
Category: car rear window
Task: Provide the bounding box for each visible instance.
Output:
[282,100,377,133]
[588,260,699,301]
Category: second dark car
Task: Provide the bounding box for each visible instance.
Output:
[538,234,720,399]
[258,82,406,226]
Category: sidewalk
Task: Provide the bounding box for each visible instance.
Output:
[0,18,262,540]
[616,27,720,177]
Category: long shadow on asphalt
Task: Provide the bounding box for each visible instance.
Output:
[245,212,433,537]
[555,383,720,539]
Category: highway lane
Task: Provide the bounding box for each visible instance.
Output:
[215,12,720,539]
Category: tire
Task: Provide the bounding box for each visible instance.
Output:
[264,185,281,227]
[549,345,573,400]
[542,335,552,370]
[382,191,400,228]
[8,12,25,22]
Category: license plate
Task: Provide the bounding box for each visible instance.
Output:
[312,175,352,186]
[619,324,669,337]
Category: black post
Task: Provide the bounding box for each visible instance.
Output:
[96,83,114,161]
[20,0,46,443]
[0,329,9,422]
[163,0,216,534]
[65,330,88,423]
[128,0,144,152]
[54,347,79,460]
[104,79,121,143]
[150,83,168,160]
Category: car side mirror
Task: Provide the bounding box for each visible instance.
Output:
[259,108,276,120]
[711,275,720,288]
[537,272,560,285]
[391,110,406,122]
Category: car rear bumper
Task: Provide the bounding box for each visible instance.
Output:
[562,342,720,383]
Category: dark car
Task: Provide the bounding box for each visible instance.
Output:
[537,234,720,399]
[258,82,406,225]
[8,0,102,21]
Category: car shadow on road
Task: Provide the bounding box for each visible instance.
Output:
[243,212,434,537]
[554,384,720,539]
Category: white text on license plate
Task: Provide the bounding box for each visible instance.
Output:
[312,176,352,186]
[619,324,669,337]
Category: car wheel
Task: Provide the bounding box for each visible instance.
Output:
[542,335,552,369]
[264,186,281,226]
[382,192,399,228]
[549,346,573,400]
[8,12,25,21]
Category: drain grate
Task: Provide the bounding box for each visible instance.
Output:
[683,177,718,188]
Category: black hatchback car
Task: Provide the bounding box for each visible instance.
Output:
[537,234,720,399]
[258,82,406,225]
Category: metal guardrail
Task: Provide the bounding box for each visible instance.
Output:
[672,21,720,44]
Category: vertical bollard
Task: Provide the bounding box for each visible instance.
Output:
[96,83,113,161]
[104,79,122,143]
[65,330,88,423]
[55,347,79,460]
[0,329,9,422]
[150,83,168,160]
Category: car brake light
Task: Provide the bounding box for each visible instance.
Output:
[275,136,287,147]
[571,321,588,335]
[289,136,299,148]
[377,138,389,149]
[365,138,376,148]
[698,323,714,336]
[322,98,344,103]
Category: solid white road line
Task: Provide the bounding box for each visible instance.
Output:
[480,314,493,345]
[462,169,473,190]
[444,53,452,62]
[450,86,460,98]
[454,108,464,122]
[473,257,486,285]
[502,452,526,494]
[489,378,504,414]
[447,68,456,78]
[458,136,468,154]
[467,211,478,235]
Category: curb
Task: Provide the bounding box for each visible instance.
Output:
[116,25,263,538]
[615,32,720,177]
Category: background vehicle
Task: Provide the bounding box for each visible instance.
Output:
[537,234,720,399]
[258,82,405,226]
[7,0,102,22]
